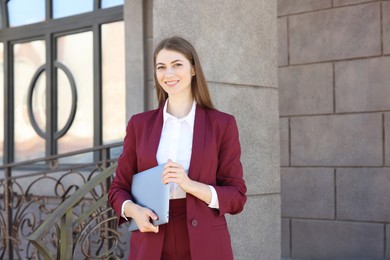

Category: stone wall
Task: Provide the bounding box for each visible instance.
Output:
[278,0,390,258]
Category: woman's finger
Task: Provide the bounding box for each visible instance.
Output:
[140,221,159,233]
[164,159,183,169]
[145,208,158,221]
[133,206,160,233]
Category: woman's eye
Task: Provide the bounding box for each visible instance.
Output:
[173,63,182,67]
[156,66,165,70]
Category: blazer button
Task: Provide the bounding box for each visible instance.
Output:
[191,219,198,227]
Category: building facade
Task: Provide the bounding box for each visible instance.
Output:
[1,0,280,259]
[5,0,389,259]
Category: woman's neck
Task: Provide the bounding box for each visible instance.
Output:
[167,95,194,119]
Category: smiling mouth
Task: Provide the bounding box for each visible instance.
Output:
[164,80,179,86]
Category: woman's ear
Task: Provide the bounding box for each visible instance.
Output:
[191,68,196,76]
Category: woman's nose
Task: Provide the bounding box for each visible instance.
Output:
[165,67,175,75]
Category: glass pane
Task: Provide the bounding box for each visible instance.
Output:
[0,43,3,164]
[102,21,125,144]
[101,0,124,8]
[53,0,93,19]
[14,40,46,161]
[57,32,93,162]
[8,0,45,27]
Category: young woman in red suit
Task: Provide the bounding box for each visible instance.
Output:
[108,36,247,260]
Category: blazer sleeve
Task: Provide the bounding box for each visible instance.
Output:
[108,116,138,225]
[214,115,247,216]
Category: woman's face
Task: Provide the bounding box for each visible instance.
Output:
[155,49,195,99]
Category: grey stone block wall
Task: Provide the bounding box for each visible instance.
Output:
[334,0,381,6]
[124,0,145,118]
[279,63,333,116]
[337,168,390,222]
[289,3,381,64]
[291,114,383,166]
[279,0,390,259]
[144,0,155,110]
[154,0,277,89]
[291,220,384,258]
[281,168,334,219]
[386,113,390,166]
[281,218,291,257]
[279,118,289,166]
[387,225,390,257]
[384,1,390,54]
[226,195,280,260]
[277,0,332,16]
[335,57,390,113]
[278,17,288,66]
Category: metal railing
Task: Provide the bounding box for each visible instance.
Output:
[0,143,130,259]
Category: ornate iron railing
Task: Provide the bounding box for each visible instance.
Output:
[0,143,130,259]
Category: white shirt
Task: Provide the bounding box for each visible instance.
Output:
[121,100,219,219]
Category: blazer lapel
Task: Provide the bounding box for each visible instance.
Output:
[148,106,164,166]
[188,105,206,181]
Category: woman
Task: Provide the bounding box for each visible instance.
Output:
[108,36,247,260]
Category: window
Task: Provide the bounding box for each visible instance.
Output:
[13,40,46,161]
[0,1,124,164]
[102,21,125,145]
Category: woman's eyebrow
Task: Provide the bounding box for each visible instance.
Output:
[171,59,184,63]
[156,59,184,66]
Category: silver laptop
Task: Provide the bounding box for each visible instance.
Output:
[128,164,170,231]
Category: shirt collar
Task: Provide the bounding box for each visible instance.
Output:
[163,99,196,128]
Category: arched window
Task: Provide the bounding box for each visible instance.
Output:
[0,0,125,164]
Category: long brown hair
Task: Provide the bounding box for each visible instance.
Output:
[153,36,214,109]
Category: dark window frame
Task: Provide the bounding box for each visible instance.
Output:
[0,0,123,165]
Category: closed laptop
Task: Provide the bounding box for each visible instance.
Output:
[128,164,170,231]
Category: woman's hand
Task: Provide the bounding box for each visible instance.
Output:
[162,160,213,205]
[162,159,194,193]
[124,201,159,233]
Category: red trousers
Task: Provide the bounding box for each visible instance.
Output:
[161,198,191,260]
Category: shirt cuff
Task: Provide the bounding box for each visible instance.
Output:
[121,200,132,221]
[208,185,220,209]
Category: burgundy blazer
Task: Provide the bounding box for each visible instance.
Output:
[108,104,247,260]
